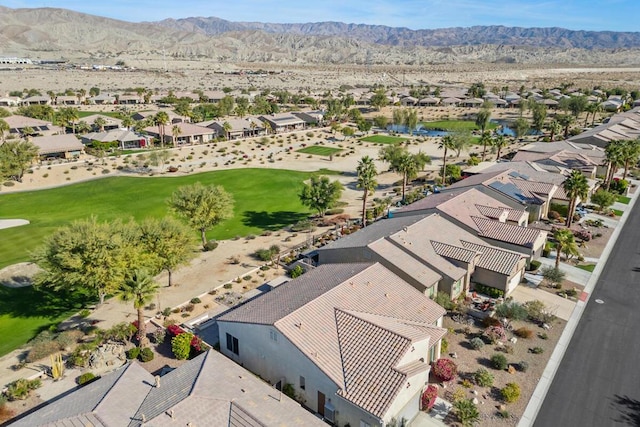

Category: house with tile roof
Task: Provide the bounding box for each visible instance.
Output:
[144,122,215,146]
[31,134,85,159]
[217,262,447,427]
[78,114,123,132]
[10,350,324,427]
[445,169,559,221]
[313,214,526,298]
[4,115,63,137]
[202,117,265,140]
[258,113,306,133]
[393,188,547,260]
[569,107,640,147]
[81,129,151,149]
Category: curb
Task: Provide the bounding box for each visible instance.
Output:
[518,182,640,426]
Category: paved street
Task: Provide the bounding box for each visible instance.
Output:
[533,195,640,427]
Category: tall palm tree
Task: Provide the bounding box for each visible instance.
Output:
[171,124,182,147]
[553,228,576,269]
[557,114,574,139]
[547,120,561,142]
[604,141,623,190]
[563,170,589,228]
[620,139,640,180]
[584,103,598,127]
[479,131,492,161]
[121,115,134,130]
[115,269,159,347]
[93,116,107,132]
[154,111,169,148]
[493,134,508,160]
[438,135,455,185]
[356,156,378,227]
[222,121,232,140]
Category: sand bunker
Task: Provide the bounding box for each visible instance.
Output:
[0,219,29,230]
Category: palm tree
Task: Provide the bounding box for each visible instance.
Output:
[438,135,455,185]
[154,111,169,148]
[356,156,377,227]
[620,139,640,180]
[171,124,182,147]
[263,121,273,135]
[492,134,508,161]
[479,131,492,161]
[121,115,134,130]
[563,170,589,228]
[553,228,576,268]
[547,120,561,142]
[584,103,598,127]
[93,116,107,132]
[604,141,623,190]
[222,121,232,140]
[557,114,574,139]
[114,269,159,347]
[475,107,491,134]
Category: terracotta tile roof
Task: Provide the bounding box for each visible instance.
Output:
[511,178,557,197]
[475,205,526,223]
[368,239,442,288]
[460,240,525,275]
[472,216,546,248]
[220,263,446,418]
[31,134,85,155]
[431,240,478,263]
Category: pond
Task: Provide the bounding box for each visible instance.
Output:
[388,121,542,137]
[491,119,543,137]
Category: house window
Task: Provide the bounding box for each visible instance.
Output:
[226,333,239,356]
[269,330,278,342]
[300,376,306,390]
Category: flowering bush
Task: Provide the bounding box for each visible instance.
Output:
[573,229,592,242]
[421,385,438,411]
[167,324,185,337]
[432,358,458,382]
[483,325,506,344]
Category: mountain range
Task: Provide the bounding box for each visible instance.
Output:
[1,6,640,66]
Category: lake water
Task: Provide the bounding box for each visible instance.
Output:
[387,120,541,137]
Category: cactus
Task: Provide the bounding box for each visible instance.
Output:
[51,353,64,380]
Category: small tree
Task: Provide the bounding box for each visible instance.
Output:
[299,175,343,217]
[541,266,566,288]
[590,189,617,212]
[168,183,234,248]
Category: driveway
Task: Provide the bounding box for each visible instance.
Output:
[511,284,576,321]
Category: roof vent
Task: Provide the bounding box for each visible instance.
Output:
[167,409,174,419]
[154,375,160,388]
[385,293,390,298]
[295,322,303,329]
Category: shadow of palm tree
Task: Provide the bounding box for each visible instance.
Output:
[611,394,640,426]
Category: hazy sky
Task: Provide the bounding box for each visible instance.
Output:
[2,0,638,32]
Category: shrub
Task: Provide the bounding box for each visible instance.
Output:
[539,332,549,340]
[518,360,529,372]
[541,266,565,287]
[574,229,592,242]
[610,178,629,195]
[531,346,545,354]
[421,385,439,412]
[515,327,534,339]
[501,382,521,403]
[469,337,485,350]
[184,303,195,312]
[79,309,91,318]
[223,283,233,289]
[204,240,218,251]
[482,316,502,327]
[55,329,84,349]
[153,328,166,344]
[254,248,274,261]
[523,300,549,323]
[433,291,455,310]
[433,358,458,382]
[483,325,506,344]
[126,347,141,359]
[5,378,41,401]
[77,372,97,385]
[491,353,508,370]
[289,265,305,278]
[190,297,201,304]
[139,347,155,363]
[166,324,185,337]
[527,260,542,271]
[452,398,480,427]
[473,368,494,387]
[441,337,448,354]
[494,301,528,321]
[26,340,61,363]
[474,283,504,298]
[172,332,194,360]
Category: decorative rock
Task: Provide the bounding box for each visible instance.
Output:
[472,390,478,395]
[497,341,504,347]
[509,337,518,344]
[472,398,479,405]
[543,323,551,330]
[498,404,507,411]
[451,352,458,359]
[508,365,517,374]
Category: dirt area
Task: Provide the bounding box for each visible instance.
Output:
[438,311,566,426]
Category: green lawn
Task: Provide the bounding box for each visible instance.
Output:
[0,168,315,270]
[420,120,499,132]
[576,264,596,272]
[0,287,91,356]
[297,146,343,156]
[617,195,631,205]
[613,208,624,217]
[360,135,408,144]
[77,111,123,119]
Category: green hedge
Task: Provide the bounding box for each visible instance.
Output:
[474,283,504,299]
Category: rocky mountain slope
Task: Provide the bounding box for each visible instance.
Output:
[156,18,640,50]
[1,6,640,66]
